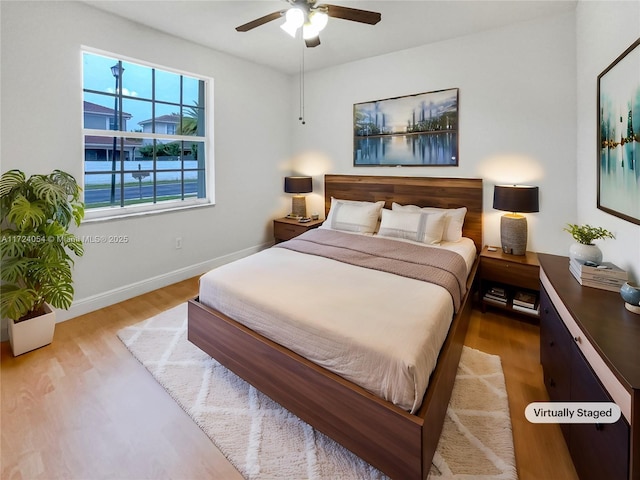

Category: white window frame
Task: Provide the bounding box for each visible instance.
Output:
[81,47,215,221]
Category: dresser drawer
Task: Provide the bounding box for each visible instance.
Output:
[540,289,572,402]
[481,257,539,290]
[569,341,630,480]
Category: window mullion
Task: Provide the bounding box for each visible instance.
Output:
[181,140,185,201]
[117,62,124,207]
[119,137,125,207]
[179,75,184,200]
[152,68,157,204]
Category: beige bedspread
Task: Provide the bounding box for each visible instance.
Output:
[276,229,468,312]
[198,234,475,413]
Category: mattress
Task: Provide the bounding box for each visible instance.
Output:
[198,234,476,413]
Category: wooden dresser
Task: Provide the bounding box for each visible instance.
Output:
[538,253,639,480]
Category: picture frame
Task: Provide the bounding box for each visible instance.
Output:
[597,38,640,225]
[353,88,458,166]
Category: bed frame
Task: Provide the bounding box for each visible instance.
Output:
[188,175,483,479]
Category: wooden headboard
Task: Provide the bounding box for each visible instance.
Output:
[324,175,483,253]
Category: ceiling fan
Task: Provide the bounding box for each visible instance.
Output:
[235,0,381,48]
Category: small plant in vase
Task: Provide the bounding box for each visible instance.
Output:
[564,223,615,265]
[0,169,84,355]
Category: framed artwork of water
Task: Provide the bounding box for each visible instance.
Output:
[353,88,459,166]
[597,38,640,225]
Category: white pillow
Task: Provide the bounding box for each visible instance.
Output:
[392,202,467,242]
[321,198,385,234]
[378,209,446,245]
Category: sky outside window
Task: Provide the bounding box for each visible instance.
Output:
[82,52,202,131]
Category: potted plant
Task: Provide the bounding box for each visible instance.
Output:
[563,223,615,265]
[0,169,84,355]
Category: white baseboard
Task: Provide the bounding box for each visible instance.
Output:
[0,242,272,342]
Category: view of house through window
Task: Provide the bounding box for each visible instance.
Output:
[82,50,209,214]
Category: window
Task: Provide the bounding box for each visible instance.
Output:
[82,50,211,217]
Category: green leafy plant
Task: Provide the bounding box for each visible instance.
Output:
[0,169,84,321]
[564,223,615,245]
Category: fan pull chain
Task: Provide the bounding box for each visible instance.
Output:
[299,37,306,125]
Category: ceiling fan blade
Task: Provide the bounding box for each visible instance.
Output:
[236,11,284,32]
[323,4,381,25]
[305,35,321,48]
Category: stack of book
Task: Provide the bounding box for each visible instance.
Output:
[483,286,507,306]
[569,259,627,292]
[512,290,539,315]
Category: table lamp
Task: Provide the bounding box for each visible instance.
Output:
[493,185,539,255]
[284,176,312,218]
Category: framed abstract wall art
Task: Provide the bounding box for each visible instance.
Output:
[597,38,640,225]
[353,88,459,166]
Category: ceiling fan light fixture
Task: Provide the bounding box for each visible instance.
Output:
[302,22,319,40]
[309,10,328,32]
[286,7,305,27]
[280,7,305,36]
[281,20,299,37]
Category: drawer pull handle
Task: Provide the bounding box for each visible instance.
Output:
[549,341,555,347]
[595,423,603,431]
[543,308,549,314]
[549,379,556,387]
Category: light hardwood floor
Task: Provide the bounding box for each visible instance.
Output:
[465,308,578,480]
[1,278,578,479]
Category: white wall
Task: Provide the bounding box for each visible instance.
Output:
[4,0,636,334]
[291,12,577,257]
[0,1,292,325]
[576,0,640,282]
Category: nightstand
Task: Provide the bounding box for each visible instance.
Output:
[479,246,540,319]
[273,217,324,243]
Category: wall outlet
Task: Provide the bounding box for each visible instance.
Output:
[175,237,182,249]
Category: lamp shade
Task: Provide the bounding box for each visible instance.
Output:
[493,185,539,213]
[284,176,313,194]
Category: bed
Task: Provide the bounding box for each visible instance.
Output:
[188,175,483,479]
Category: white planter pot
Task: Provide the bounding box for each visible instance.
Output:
[569,243,603,265]
[8,304,56,356]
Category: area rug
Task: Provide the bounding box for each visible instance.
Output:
[118,303,517,479]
